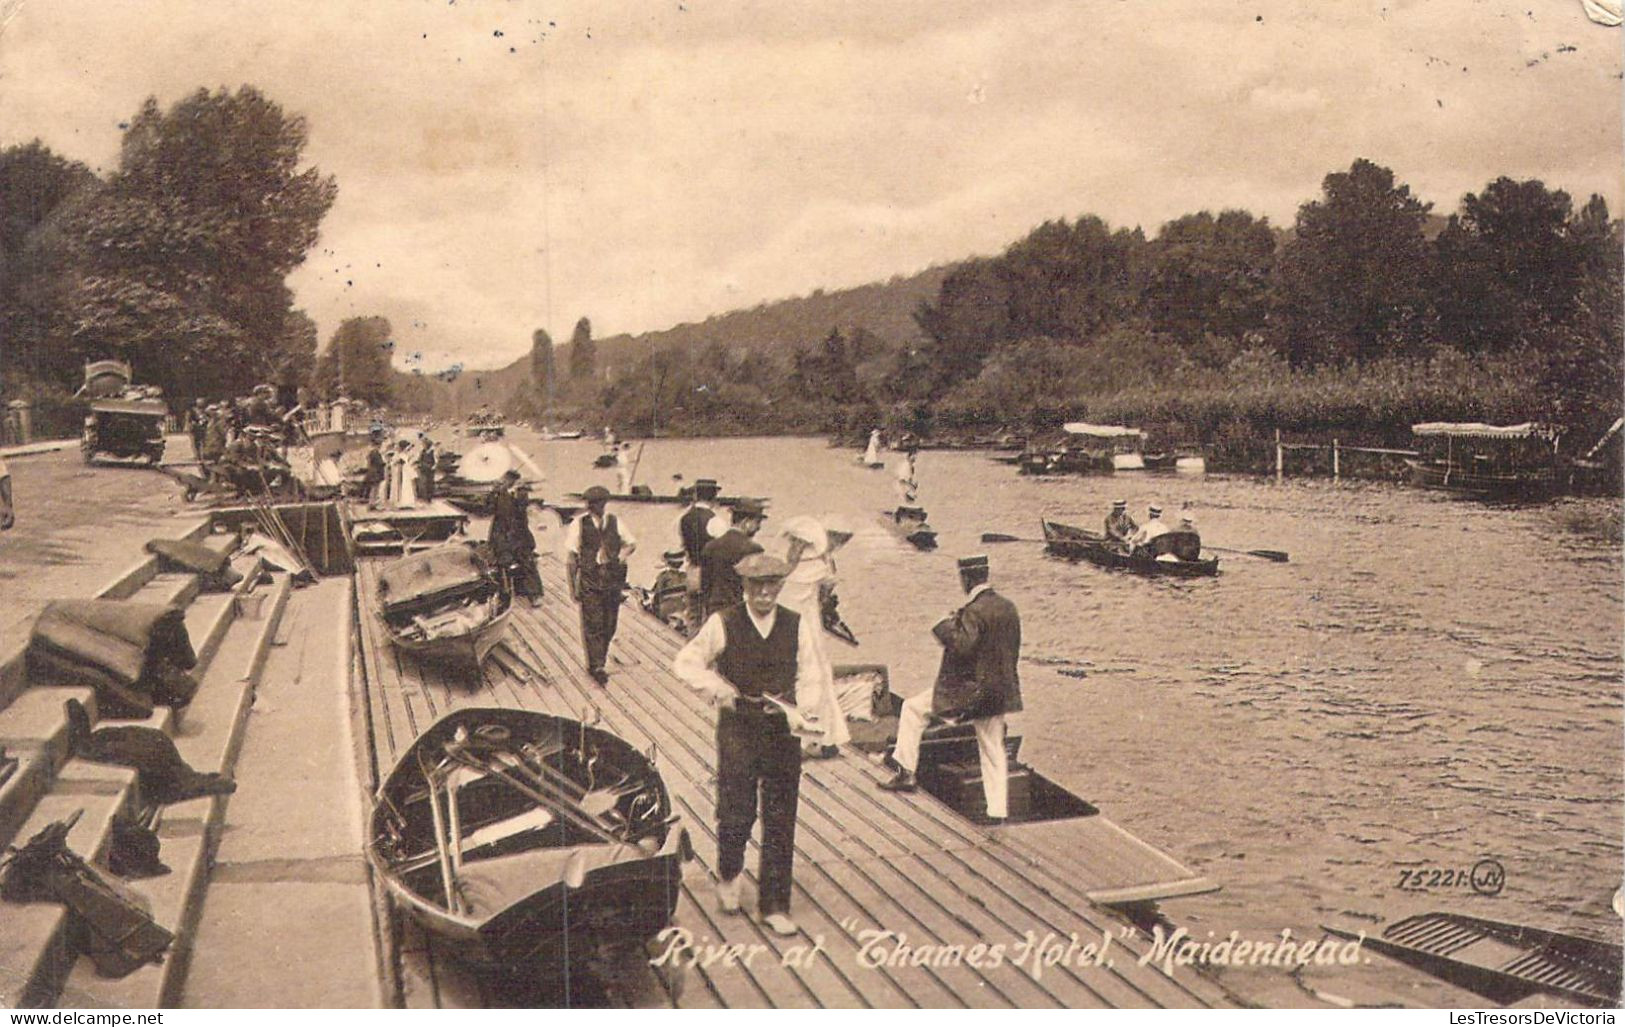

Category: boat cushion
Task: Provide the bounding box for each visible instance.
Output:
[379,546,490,613]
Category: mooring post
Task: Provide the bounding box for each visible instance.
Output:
[1333,438,1340,483]
[1275,429,1283,483]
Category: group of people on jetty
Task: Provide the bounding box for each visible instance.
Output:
[669,525,1021,938]
[351,422,1024,940]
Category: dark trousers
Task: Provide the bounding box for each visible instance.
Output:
[416,470,434,500]
[715,705,802,916]
[578,585,620,674]
[506,554,543,601]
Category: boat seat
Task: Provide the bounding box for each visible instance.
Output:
[456,842,624,916]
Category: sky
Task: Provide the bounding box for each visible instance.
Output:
[1,0,1620,372]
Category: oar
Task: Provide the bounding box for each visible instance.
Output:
[981,532,1043,543]
[1204,545,1290,563]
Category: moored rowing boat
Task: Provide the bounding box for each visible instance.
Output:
[366,707,689,978]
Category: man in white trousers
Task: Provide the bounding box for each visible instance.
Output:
[878,555,1023,824]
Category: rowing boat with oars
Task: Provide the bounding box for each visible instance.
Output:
[1041,518,1219,577]
[376,543,514,669]
[883,506,938,550]
[1324,912,1622,1008]
[366,707,692,978]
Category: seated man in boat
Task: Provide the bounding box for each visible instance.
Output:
[879,555,1022,825]
[649,549,690,628]
[1103,499,1137,546]
[1127,504,1170,556]
[673,553,822,936]
[1168,515,1203,561]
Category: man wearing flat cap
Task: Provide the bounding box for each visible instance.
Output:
[565,484,638,684]
[699,497,766,620]
[879,554,1023,824]
[673,552,822,936]
[491,471,543,607]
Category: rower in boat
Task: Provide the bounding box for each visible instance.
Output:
[1126,504,1170,556]
[1103,499,1137,546]
[1170,515,1203,562]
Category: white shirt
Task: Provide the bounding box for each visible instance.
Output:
[563,511,639,561]
[1131,517,1170,545]
[673,605,822,711]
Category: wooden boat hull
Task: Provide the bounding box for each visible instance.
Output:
[1405,459,1558,501]
[386,600,512,669]
[882,509,938,550]
[1041,519,1219,577]
[367,707,689,976]
[1325,912,1622,1008]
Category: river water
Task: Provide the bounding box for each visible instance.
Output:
[495,429,1621,1007]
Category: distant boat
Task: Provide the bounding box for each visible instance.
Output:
[858,432,885,468]
[1041,518,1218,578]
[1405,422,1561,500]
[884,506,938,550]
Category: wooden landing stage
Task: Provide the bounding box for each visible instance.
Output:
[353,553,1236,1009]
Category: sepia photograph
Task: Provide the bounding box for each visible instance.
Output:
[0,0,1620,1012]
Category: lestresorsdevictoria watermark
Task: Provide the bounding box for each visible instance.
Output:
[651,921,1368,980]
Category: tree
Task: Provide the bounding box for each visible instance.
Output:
[52,87,336,398]
[1432,178,1589,351]
[999,216,1145,343]
[912,258,1014,390]
[1271,159,1432,365]
[790,328,863,407]
[568,317,596,380]
[0,142,100,383]
[1144,210,1275,348]
[314,316,394,403]
[530,328,555,412]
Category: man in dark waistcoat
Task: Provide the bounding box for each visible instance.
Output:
[699,497,766,620]
[676,478,720,631]
[673,553,821,936]
[490,471,543,607]
[566,485,638,684]
[879,554,1024,824]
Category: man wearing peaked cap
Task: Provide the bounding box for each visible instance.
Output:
[880,554,1023,825]
[673,548,821,937]
[698,497,767,620]
[565,482,638,683]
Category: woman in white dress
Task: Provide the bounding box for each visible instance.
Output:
[776,515,849,756]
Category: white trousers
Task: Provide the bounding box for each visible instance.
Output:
[893,690,1008,818]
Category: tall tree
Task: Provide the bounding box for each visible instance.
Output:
[1271,159,1432,365]
[530,328,555,413]
[568,316,596,380]
[53,87,336,398]
[1144,209,1275,348]
[314,316,393,403]
[0,141,100,383]
[1432,177,1589,352]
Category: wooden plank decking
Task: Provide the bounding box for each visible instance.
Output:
[352,552,1237,1009]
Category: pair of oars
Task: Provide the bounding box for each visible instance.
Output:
[979,531,1289,562]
